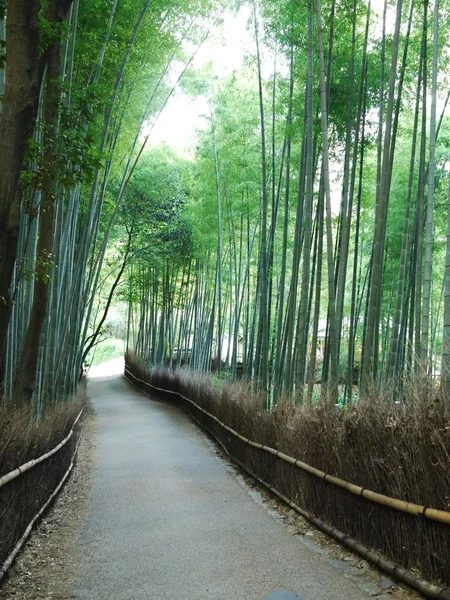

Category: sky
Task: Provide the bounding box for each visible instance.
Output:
[139,0,450,222]
[147,6,253,155]
[146,0,392,157]
[141,0,399,217]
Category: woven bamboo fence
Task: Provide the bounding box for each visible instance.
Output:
[0,409,83,581]
[124,359,450,599]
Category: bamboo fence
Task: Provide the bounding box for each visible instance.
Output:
[0,409,84,582]
[124,361,450,599]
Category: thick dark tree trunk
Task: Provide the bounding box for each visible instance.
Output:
[0,0,41,367]
[13,36,62,402]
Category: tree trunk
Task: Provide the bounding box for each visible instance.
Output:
[421,0,439,367]
[360,0,403,395]
[0,0,41,367]
[295,4,314,395]
[253,0,269,393]
[316,0,338,397]
[441,167,450,394]
[387,29,423,381]
[273,50,294,399]
[13,35,62,402]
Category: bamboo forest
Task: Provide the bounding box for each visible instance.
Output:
[2,0,450,406]
[1,0,450,596]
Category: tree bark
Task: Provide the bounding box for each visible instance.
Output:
[387,30,423,381]
[13,33,62,401]
[252,0,269,393]
[295,3,314,395]
[0,0,41,367]
[421,0,439,367]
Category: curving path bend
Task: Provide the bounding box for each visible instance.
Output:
[70,359,372,600]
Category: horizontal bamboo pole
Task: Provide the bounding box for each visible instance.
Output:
[125,366,450,600]
[0,409,83,489]
[124,366,450,525]
[0,430,83,582]
[227,459,450,600]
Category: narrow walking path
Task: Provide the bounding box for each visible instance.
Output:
[71,363,372,600]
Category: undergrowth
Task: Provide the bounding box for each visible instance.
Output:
[88,337,124,366]
[0,391,86,478]
[126,351,450,586]
[0,389,86,571]
[128,352,450,509]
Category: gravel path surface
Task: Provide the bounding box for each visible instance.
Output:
[69,362,419,600]
[0,358,422,600]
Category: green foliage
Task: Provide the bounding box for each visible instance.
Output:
[180,62,217,96]
[188,73,263,259]
[21,82,103,194]
[38,9,69,55]
[34,251,55,284]
[119,144,196,266]
[18,251,56,286]
[89,337,124,366]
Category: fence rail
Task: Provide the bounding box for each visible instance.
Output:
[123,367,449,524]
[124,363,450,600]
[0,409,83,489]
[0,408,84,582]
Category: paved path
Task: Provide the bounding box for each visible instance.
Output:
[71,361,371,600]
